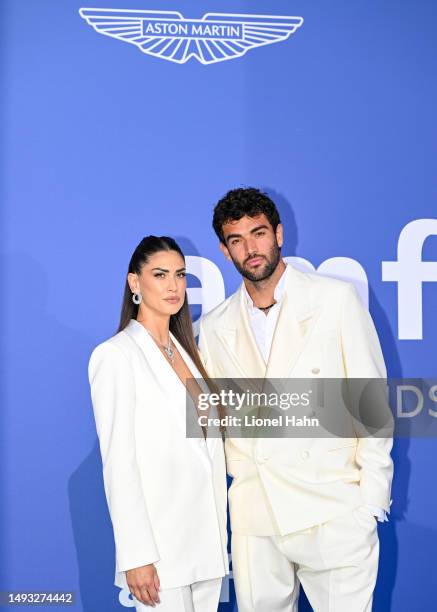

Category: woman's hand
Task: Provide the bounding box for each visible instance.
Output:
[126,564,160,607]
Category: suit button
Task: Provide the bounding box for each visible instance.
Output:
[301,450,310,460]
[256,456,267,465]
[311,367,320,375]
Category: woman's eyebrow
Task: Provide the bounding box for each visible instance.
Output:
[151,267,186,272]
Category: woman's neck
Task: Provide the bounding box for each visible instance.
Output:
[136,309,171,345]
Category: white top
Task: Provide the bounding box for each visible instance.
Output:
[242,264,290,363]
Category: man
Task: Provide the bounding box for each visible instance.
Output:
[198,188,393,612]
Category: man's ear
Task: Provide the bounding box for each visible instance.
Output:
[219,241,232,261]
[127,272,139,293]
[276,223,284,248]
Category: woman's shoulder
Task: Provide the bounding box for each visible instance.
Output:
[89,328,135,367]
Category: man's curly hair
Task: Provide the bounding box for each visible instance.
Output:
[212,187,281,244]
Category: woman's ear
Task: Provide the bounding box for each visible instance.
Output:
[127,272,138,293]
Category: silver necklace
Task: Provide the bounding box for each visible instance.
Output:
[146,329,175,364]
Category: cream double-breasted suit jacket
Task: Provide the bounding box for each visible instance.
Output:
[198,263,394,536]
[88,319,229,590]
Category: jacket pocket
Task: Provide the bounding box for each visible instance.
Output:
[326,439,358,452]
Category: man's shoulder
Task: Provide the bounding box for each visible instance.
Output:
[200,288,240,330]
[199,265,356,332]
[289,264,354,303]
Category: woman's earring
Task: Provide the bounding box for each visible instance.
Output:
[132,292,142,305]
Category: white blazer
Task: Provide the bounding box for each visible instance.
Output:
[88,319,229,590]
[199,263,394,536]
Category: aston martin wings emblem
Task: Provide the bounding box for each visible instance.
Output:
[79,8,303,64]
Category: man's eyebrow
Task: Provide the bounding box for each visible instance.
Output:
[225,224,269,242]
[250,224,269,233]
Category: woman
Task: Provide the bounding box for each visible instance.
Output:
[88,236,228,611]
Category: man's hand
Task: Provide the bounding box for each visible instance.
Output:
[126,564,160,607]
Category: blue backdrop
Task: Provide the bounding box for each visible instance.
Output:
[3,0,437,610]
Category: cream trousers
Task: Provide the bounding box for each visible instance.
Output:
[231,505,380,612]
[134,577,222,612]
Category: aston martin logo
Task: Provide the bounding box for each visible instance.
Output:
[79,8,303,65]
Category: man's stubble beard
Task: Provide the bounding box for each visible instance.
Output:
[231,242,282,282]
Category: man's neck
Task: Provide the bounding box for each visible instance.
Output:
[244,260,287,309]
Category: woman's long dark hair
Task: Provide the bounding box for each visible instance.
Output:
[118,236,218,408]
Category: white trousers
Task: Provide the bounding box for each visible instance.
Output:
[231,505,379,612]
[134,577,222,612]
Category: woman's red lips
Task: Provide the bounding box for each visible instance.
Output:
[164,297,180,303]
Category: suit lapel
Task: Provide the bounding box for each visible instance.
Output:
[124,319,185,429]
[214,264,321,380]
[169,332,219,462]
[210,265,323,427]
[125,319,217,467]
[214,286,266,380]
[265,274,321,379]
[260,265,321,421]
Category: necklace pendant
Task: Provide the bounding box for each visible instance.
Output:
[164,345,174,360]
[145,328,175,364]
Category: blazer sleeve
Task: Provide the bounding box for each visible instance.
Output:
[88,341,160,572]
[340,283,394,511]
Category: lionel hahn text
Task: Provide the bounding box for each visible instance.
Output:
[198,414,320,428]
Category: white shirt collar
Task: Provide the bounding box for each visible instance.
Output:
[243,263,289,311]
